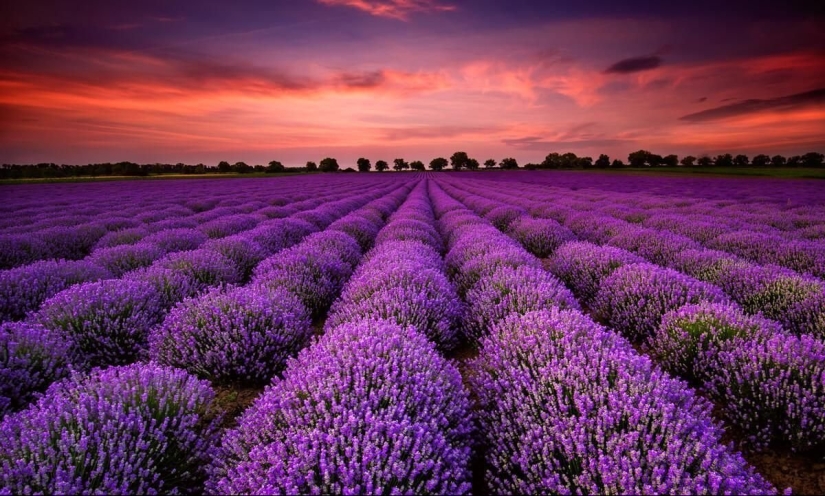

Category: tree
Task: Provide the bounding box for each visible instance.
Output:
[662,154,679,167]
[484,159,497,169]
[393,158,408,171]
[524,163,539,170]
[610,159,625,168]
[267,160,285,173]
[733,154,749,166]
[450,151,469,170]
[217,161,232,173]
[770,155,786,167]
[233,161,252,173]
[319,157,339,172]
[306,161,318,172]
[375,160,388,172]
[802,152,824,167]
[595,154,611,168]
[356,157,371,172]
[499,157,518,170]
[429,157,448,171]
[647,153,663,167]
[680,155,697,167]
[466,158,480,170]
[578,156,593,169]
[409,160,425,171]
[560,152,578,169]
[713,154,733,167]
[751,154,770,167]
[697,156,713,167]
[786,155,802,167]
[542,152,561,169]
[627,150,650,167]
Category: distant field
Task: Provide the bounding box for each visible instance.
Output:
[604,166,825,179]
[0,171,310,185]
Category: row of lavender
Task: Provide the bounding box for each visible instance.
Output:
[0,175,387,270]
[0,176,397,321]
[477,172,825,272]
[434,175,825,454]
[1,178,416,492]
[425,180,774,493]
[210,182,473,493]
[0,177,409,410]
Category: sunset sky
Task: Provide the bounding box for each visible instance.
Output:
[2,0,824,166]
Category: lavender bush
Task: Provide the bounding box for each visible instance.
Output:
[0,322,75,416]
[507,216,575,258]
[202,235,267,282]
[547,241,644,304]
[0,363,219,493]
[150,285,311,384]
[209,319,472,494]
[0,259,111,321]
[88,242,166,277]
[463,265,579,343]
[35,279,163,367]
[593,263,729,341]
[708,333,825,451]
[156,249,242,289]
[648,302,781,383]
[470,309,775,494]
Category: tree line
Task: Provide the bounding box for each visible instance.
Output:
[2,150,823,179]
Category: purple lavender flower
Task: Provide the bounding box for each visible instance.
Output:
[254,245,352,317]
[93,226,151,250]
[648,301,781,383]
[607,226,700,266]
[156,249,242,289]
[209,319,472,494]
[0,259,111,321]
[123,265,202,311]
[0,363,219,493]
[34,224,108,260]
[88,241,166,277]
[708,333,825,451]
[547,241,645,304]
[374,219,443,253]
[470,308,776,494]
[0,322,75,416]
[507,216,575,258]
[202,235,268,282]
[463,265,579,343]
[716,263,824,337]
[35,279,163,367]
[593,263,729,341]
[0,234,49,269]
[328,214,382,251]
[484,205,527,231]
[197,214,260,239]
[142,228,208,253]
[328,262,463,350]
[300,230,363,269]
[247,218,318,255]
[150,285,311,384]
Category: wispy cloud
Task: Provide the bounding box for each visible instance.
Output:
[679,88,825,122]
[316,0,455,20]
[604,55,662,74]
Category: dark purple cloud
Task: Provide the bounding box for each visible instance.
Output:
[604,56,662,74]
[679,88,825,122]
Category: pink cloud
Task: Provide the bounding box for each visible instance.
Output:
[316,0,455,20]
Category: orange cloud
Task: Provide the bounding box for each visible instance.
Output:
[316,0,455,20]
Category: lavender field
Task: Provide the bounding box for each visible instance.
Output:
[1,172,823,494]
